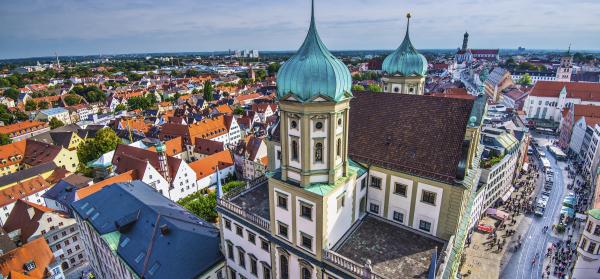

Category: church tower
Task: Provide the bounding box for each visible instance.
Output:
[556,45,573,82]
[276,0,353,186]
[381,14,428,95]
[462,31,469,51]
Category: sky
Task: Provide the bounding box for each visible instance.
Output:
[1,0,600,59]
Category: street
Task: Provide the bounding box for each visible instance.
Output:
[500,134,573,279]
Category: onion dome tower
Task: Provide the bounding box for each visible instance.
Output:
[276,0,352,103]
[275,0,352,186]
[381,13,428,95]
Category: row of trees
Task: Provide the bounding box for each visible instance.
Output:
[351,83,382,92]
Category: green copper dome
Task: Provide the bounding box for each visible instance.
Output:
[382,14,428,77]
[276,0,352,102]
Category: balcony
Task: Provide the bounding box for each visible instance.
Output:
[216,176,271,232]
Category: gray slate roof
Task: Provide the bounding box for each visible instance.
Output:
[72,181,224,278]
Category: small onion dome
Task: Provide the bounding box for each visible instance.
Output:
[382,13,428,77]
[276,0,352,102]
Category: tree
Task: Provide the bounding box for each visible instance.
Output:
[233,106,245,115]
[367,83,383,92]
[38,101,49,109]
[114,103,127,113]
[255,69,267,81]
[518,73,533,86]
[177,180,245,222]
[15,110,28,121]
[127,96,151,110]
[25,100,37,111]
[64,94,82,106]
[77,127,122,171]
[351,84,365,91]
[0,133,12,146]
[267,63,281,76]
[49,117,65,129]
[203,80,214,101]
[3,88,19,101]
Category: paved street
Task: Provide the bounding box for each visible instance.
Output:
[500,135,571,279]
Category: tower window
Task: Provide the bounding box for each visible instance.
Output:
[338,118,342,126]
[394,87,399,93]
[315,122,323,130]
[409,87,414,93]
[291,120,297,129]
[291,140,299,161]
[336,138,341,157]
[315,143,323,162]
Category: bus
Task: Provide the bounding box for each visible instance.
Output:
[535,196,549,216]
[540,157,551,171]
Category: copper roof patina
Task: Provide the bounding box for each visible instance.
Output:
[276,0,352,102]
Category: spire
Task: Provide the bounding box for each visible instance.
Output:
[567,43,571,55]
[405,13,411,37]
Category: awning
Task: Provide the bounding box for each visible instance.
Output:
[561,207,575,217]
[501,187,515,202]
[576,213,587,220]
[486,208,509,220]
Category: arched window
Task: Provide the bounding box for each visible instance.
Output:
[280,255,289,279]
[394,87,399,93]
[291,140,299,161]
[336,138,341,157]
[302,267,311,279]
[315,143,323,163]
[409,87,414,93]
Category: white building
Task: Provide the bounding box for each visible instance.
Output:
[470,128,520,226]
[524,81,600,127]
[35,107,72,125]
[2,200,86,273]
[112,143,198,202]
[573,208,600,279]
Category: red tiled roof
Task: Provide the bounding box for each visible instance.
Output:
[471,49,499,55]
[0,176,51,207]
[76,170,137,200]
[0,238,55,278]
[0,121,48,137]
[189,150,233,179]
[22,140,62,167]
[529,81,600,101]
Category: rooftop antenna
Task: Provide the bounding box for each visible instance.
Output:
[567,43,571,55]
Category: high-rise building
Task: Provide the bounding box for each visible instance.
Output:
[381,14,428,95]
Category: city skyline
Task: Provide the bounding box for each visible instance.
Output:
[1,0,600,59]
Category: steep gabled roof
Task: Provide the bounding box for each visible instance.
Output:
[2,200,54,243]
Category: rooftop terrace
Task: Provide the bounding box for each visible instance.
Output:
[332,215,445,279]
[229,178,270,220]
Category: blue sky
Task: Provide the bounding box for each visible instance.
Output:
[1,0,599,59]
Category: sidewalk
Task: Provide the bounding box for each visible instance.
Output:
[460,168,539,278]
